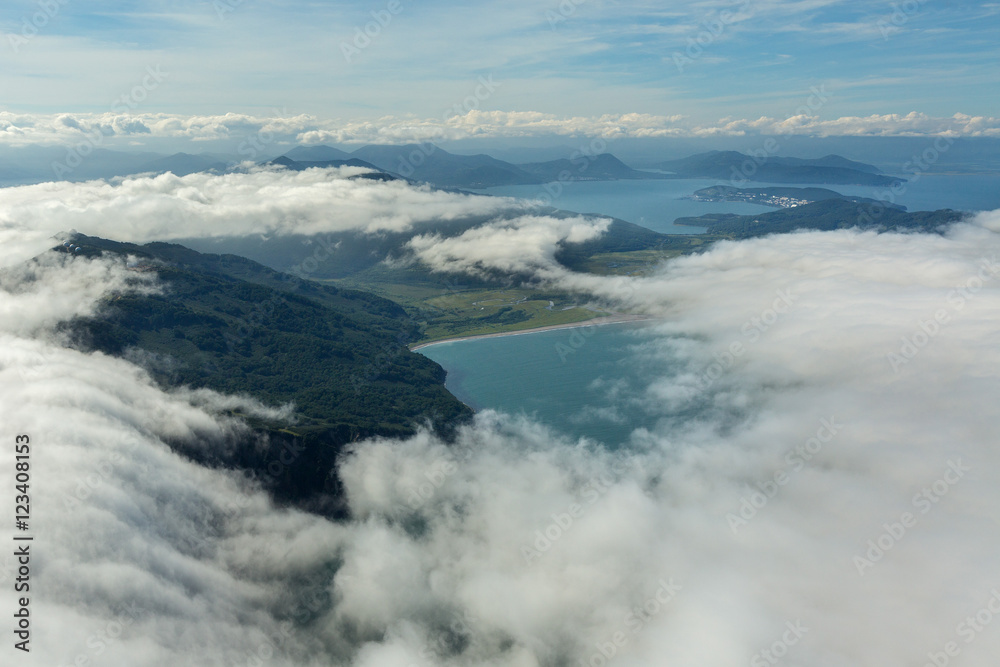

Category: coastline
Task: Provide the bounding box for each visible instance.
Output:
[409,314,657,351]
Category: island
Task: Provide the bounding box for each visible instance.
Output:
[687,185,907,210]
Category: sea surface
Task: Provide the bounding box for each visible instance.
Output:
[475,173,1000,232]
[473,178,770,234]
[419,322,662,446]
[424,174,1000,445]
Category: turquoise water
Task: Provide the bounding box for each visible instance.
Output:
[476,173,1000,233]
[425,176,1000,443]
[420,322,662,446]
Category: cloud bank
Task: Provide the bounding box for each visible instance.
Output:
[2,110,999,148]
[2,168,1000,665]
[0,167,533,267]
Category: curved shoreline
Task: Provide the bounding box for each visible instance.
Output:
[409,314,657,351]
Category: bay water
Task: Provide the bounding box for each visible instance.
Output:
[424,174,1000,445]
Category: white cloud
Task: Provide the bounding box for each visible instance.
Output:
[3,164,1000,665]
[2,109,998,149]
[407,215,611,279]
[0,168,530,267]
[336,213,1000,666]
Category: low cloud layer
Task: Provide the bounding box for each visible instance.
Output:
[369,212,1000,666]
[408,215,610,280]
[0,167,530,266]
[1,171,1000,665]
[2,110,998,148]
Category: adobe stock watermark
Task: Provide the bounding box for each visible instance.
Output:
[750,620,809,667]
[531,135,611,210]
[441,75,501,123]
[727,416,843,534]
[386,451,466,516]
[228,622,296,667]
[230,106,291,166]
[521,451,636,564]
[60,450,150,512]
[858,136,955,227]
[878,0,929,40]
[213,0,247,21]
[408,609,483,667]
[853,459,970,576]
[52,65,169,178]
[340,0,409,63]
[547,0,586,29]
[887,255,1000,373]
[726,86,830,187]
[921,589,1000,667]
[8,0,68,53]
[554,321,603,363]
[534,136,611,202]
[720,82,832,189]
[691,288,796,392]
[221,439,307,519]
[396,77,502,179]
[672,0,753,73]
[577,579,682,667]
[56,601,147,667]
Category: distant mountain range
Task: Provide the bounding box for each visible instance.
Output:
[267,155,388,175]
[349,144,541,187]
[274,145,664,187]
[654,150,905,186]
[259,145,909,189]
[0,143,913,190]
[134,152,232,176]
[518,153,667,182]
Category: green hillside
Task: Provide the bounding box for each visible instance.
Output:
[47,234,472,516]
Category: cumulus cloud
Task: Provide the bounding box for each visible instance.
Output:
[3,162,1000,665]
[0,255,349,666]
[371,213,1000,666]
[2,110,998,148]
[407,215,611,280]
[0,167,530,266]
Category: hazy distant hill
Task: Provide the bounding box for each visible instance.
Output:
[766,154,882,173]
[656,150,904,186]
[268,155,391,176]
[283,145,354,162]
[48,234,472,516]
[136,152,231,177]
[282,144,668,187]
[517,153,666,182]
[675,198,962,238]
[351,143,541,188]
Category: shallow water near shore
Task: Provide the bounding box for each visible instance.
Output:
[420,320,663,446]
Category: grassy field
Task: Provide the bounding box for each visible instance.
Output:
[324,243,700,343]
[417,288,608,342]
[328,268,612,343]
[573,248,693,276]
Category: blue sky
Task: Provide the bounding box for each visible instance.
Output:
[1,0,998,132]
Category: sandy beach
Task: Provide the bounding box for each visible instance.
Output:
[409,313,657,351]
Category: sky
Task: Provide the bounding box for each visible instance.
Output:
[1,0,999,146]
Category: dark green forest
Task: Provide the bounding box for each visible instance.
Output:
[53,235,472,516]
